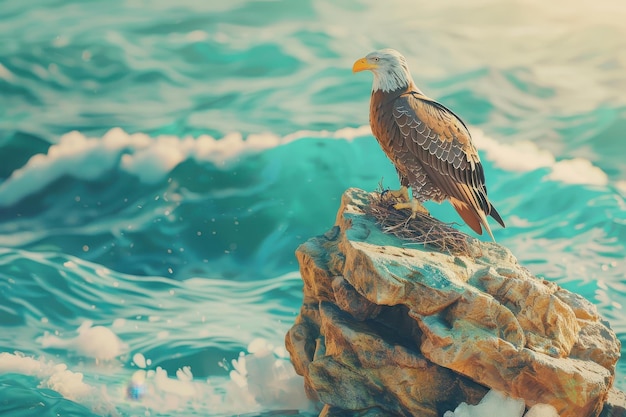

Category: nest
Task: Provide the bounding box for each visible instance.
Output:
[366,183,473,256]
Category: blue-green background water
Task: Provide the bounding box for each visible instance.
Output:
[1,0,625,415]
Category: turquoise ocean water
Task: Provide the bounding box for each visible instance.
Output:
[1,0,625,415]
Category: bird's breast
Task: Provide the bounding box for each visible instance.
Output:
[369,90,398,157]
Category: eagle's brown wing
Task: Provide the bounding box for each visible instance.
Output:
[391,91,505,236]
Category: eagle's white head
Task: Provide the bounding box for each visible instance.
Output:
[352,48,415,93]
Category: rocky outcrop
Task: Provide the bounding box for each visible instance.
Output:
[285,188,622,417]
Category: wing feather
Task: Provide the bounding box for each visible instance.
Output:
[391,91,503,234]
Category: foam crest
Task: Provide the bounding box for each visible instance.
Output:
[0,352,115,414]
[1,337,314,417]
[0,129,134,207]
[125,338,314,415]
[617,181,626,196]
[0,125,612,208]
[37,320,127,361]
[444,389,559,417]
[471,132,555,171]
[0,63,14,81]
[547,158,608,186]
[0,126,372,207]
[471,129,609,186]
[228,338,313,411]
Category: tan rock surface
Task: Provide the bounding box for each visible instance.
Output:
[600,389,626,417]
[286,188,622,417]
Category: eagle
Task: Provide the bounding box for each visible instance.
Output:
[353,48,505,240]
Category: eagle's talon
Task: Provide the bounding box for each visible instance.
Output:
[393,202,407,211]
[384,185,410,202]
[394,199,429,218]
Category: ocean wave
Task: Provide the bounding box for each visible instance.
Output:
[471,129,609,186]
[0,246,313,413]
[0,248,305,353]
[0,125,612,208]
[0,338,314,417]
[0,125,621,284]
[0,126,372,206]
[0,352,116,416]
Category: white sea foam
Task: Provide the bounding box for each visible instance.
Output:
[525,404,560,417]
[125,337,314,415]
[186,30,209,42]
[444,389,559,417]
[0,125,611,207]
[471,131,555,172]
[471,129,608,186]
[0,63,14,81]
[1,337,314,416]
[228,338,313,411]
[0,127,371,207]
[132,352,147,369]
[0,352,116,415]
[546,158,608,186]
[617,180,626,196]
[37,320,127,361]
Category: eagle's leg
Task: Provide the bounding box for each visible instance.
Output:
[394,198,429,219]
[384,185,410,202]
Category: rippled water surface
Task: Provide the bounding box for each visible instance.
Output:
[1,0,625,415]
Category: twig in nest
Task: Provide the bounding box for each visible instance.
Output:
[366,183,472,256]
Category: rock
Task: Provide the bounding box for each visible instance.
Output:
[285,188,622,417]
[600,389,626,417]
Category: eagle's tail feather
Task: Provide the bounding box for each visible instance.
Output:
[450,198,483,235]
[489,204,506,228]
[477,209,496,242]
[450,197,499,242]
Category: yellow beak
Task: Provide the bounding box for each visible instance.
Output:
[352,57,377,73]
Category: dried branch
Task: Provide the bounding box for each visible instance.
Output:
[366,183,473,256]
